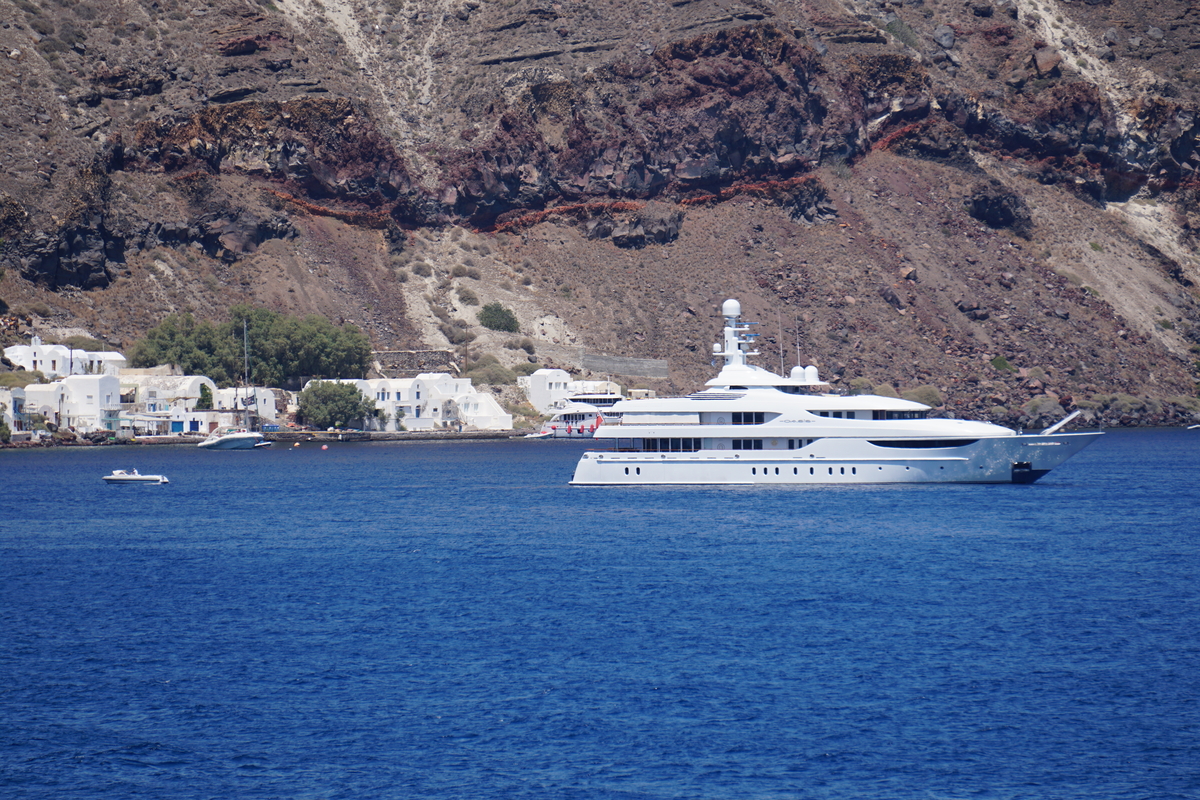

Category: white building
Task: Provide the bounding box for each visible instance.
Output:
[306,373,512,431]
[0,386,28,437]
[214,387,278,423]
[518,368,623,413]
[119,374,218,414]
[23,374,122,432]
[3,335,127,378]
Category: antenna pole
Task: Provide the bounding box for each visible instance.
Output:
[243,320,249,387]
[777,310,784,375]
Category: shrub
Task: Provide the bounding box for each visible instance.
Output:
[0,371,47,388]
[464,354,517,385]
[411,261,432,277]
[848,377,873,395]
[439,322,476,345]
[1023,395,1065,418]
[457,287,479,305]
[477,302,519,332]
[873,383,900,399]
[990,355,1016,372]
[902,385,943,407]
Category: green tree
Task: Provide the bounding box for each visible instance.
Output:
[477,302,519,332]
[128,307,372,388]
[196,383,214,410]
[297,381,377,429]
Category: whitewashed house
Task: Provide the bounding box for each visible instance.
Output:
[3,335,127,378]
[306,373,512,431]
[518,368,623,413]
[214,387,278,423]
[0,385,28,438]
[120,374,217,413]
[119,373,223,435]
[22,374,122,433]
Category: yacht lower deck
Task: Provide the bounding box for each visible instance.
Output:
[570,432,1101,485]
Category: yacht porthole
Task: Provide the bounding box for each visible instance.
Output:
[752,468,756,475]
[624,467,629,475]
[828,467,833,475]
[840,467,845,475]
[793,467,798,475]
[774,467,779,475]
[852,467,857,475]
[809,467,814,475]
[636,467,641,475]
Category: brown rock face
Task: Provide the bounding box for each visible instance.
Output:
[0,0,1197,419]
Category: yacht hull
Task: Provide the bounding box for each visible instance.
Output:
[570,432,1101,485]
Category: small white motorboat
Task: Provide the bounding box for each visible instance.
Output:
[102,469,170,485]
[197,429,271,450]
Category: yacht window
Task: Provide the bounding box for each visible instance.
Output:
[638,438,701,452]
[873,410,929,420]
[732,411,765,425]
[731,439,763,450]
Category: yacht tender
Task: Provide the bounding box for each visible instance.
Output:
[103,469,170,484]
[527,391,624,439]
[570,299,1100,485]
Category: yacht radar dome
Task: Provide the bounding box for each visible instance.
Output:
[721,299,741,318]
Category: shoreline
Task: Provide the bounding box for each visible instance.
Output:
[1,430,534,448]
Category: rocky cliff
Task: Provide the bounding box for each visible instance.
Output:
[1,0,1198,426]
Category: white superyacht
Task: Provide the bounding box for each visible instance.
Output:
[571,299,1100,485]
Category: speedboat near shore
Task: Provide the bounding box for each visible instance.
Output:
[103,469,169,485]
[197,429,272,450]
[570,299,1101,485]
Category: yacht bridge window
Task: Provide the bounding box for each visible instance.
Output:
[731,439,763,450]
[732,411,766,425]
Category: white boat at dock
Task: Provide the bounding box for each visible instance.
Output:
[571,299,1101,485]
[197,429,272,450]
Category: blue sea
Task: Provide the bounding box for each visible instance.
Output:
[1,429,1198,799]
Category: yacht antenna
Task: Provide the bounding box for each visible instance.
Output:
[795,318,801,366]
[777,309,784,375]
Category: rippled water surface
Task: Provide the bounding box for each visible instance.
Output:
[2,429,1198,798]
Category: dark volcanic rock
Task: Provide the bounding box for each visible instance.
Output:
[966,180,1033,238]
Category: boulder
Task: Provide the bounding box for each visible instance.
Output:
[1033,47,1062,77]
[966,181,1033,238]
